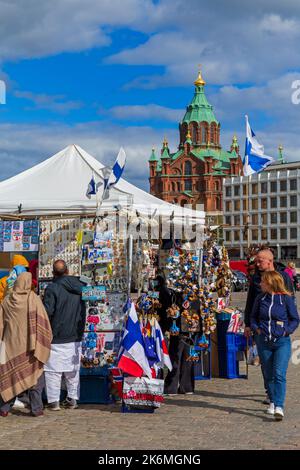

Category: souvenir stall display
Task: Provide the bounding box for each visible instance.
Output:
[80,218,128,288]
[131,241,158,293]
[164,249,216,364]
[38,218,81,278]
[120,297,170,412]
[0,220,39,252]
[79,219,128,373]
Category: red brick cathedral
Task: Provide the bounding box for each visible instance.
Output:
[148,71,243,224]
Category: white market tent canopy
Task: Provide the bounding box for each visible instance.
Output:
[0,144,205,228]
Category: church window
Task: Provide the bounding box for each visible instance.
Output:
[185,161,192,175]
[192,124,197,143]
[185,180,192,191]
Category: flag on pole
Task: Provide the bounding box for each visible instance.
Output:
[86,172,97,199]
[102,147,126,199]
[118,302,152,379]
[154,319,172,372]
[243,115,274,176]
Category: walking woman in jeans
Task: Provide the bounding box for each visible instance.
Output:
[251,271,299,420]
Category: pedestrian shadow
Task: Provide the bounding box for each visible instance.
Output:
[194,390,264,403]
[163,397,272,422]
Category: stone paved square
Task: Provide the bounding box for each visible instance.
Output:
[0,293,299,450]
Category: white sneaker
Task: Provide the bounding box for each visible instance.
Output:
[266,403,275,415]
[274,407,284,421]
[12,398,25,409]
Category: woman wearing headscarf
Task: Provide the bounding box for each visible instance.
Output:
[0,254,29,303]
[0,272,52,417]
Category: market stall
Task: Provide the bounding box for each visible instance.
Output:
[0,144,205,406]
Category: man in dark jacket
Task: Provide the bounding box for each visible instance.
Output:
[244,249,294,334]
[43,260,86,410]
[244,248,294,404]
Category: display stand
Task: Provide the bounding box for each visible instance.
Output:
[216,315,248,379]
[79,366,111,404]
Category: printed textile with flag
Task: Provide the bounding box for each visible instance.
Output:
[118,302,152,379]
[243,115,274,177]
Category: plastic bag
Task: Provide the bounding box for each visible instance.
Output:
[247,344,260,365]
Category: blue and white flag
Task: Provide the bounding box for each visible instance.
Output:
[86,173,96,199]
[102,147,126,199]
[243,115,274,177]
[118,302,152,379]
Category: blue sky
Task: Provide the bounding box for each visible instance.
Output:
[1,0,300,190]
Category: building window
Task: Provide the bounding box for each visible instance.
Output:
[225,187,231,197]
[192,125,197,143]
[261,229,267,240]
[234,215,240,226]
[290,195,297,207]
[261,213,268,225]
[172,182,176,192]
[290,179,297,191]
[214,180,220,191]
[234,186,240,196]
[243,185,247,196]
[252,214,258,225]
[280,228,287,240]
[185,161,192,175]
[234,200,240,211]
[252,183,258,195]
[234,231,240,241]
[225,216,231,226]
[290,228,297,239]
[270,213,277,224]
[280,212,287,224]
[226,201,232,212]
[271,229,277,240]
[252,199,258,210]
[185,179,192,191]
[261,198,268,209]
[271,181,277,192]
[243,199,248,210]
[177,182,181,191]
[280,180,287,192]
[201,125,207,143]
[225,231,231,242]
[252,229,258,241]
[261,182,268,193]
[280,196,287,208]
[243,214,248,225]
[270,197,277,208]
[290,212,297,223]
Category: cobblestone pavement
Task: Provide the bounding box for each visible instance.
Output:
[0,293,299,450]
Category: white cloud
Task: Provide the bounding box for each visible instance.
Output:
[0,0,157,60]
[14,90,83,113]
[106,1,300,88]
[0,121,177,191]
[108,104,182,122]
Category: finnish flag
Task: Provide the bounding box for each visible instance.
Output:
[243,115,274,177]
[86,172,102,199]
[103,147,126,197]
[86,173,96,199]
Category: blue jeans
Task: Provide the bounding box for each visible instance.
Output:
[256,335,291,408]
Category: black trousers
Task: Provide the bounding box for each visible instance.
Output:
[0,374,45,415]
[164,336,194,394]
